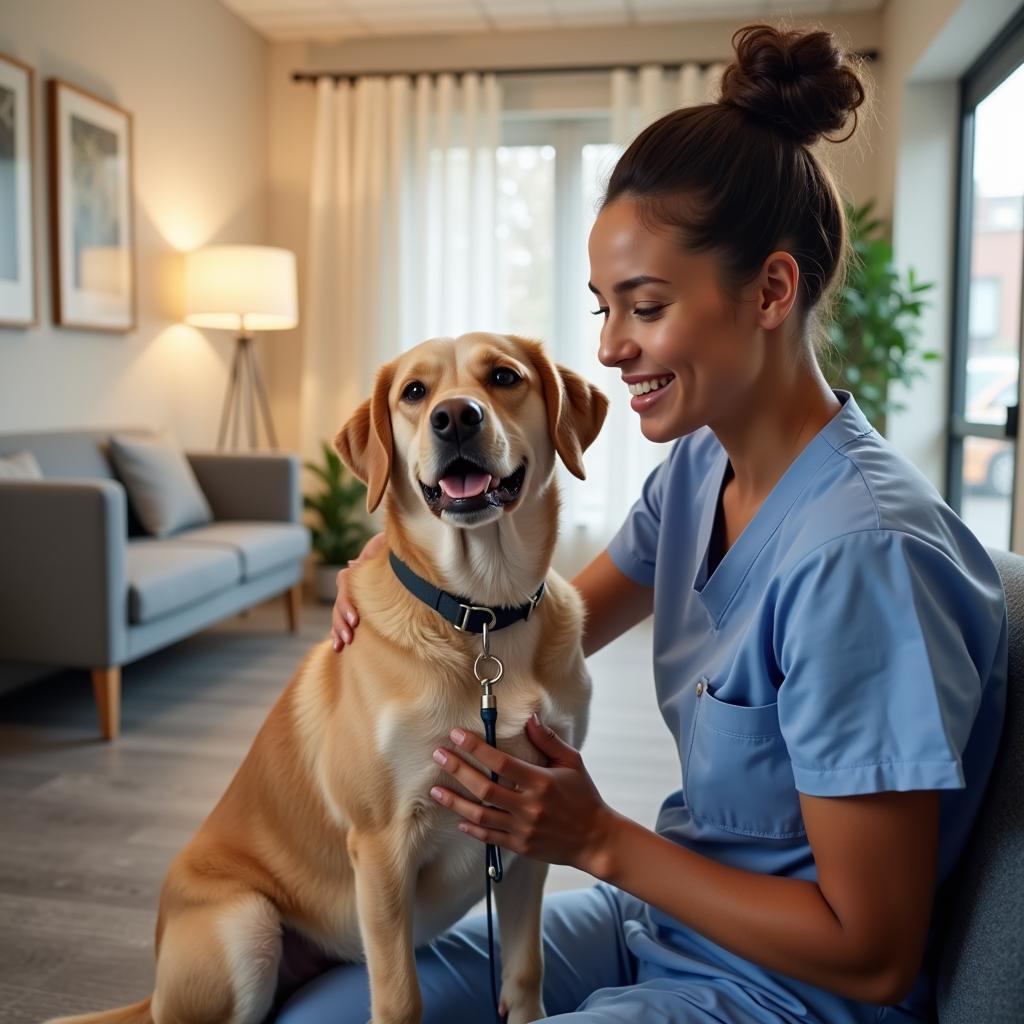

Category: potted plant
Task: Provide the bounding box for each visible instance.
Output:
[304,440,374,603]
[824,200,938,434]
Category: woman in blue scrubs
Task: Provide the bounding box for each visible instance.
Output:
[287,23,1008,1024]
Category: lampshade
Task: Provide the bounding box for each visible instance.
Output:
[184,245,298,332]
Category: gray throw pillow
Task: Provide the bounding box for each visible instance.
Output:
[108,432,213,537]
[0,450,44,481]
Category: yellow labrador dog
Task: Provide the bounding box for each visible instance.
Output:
[49,333,607,1024]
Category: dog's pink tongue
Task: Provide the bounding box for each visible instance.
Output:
[439,471,491,499]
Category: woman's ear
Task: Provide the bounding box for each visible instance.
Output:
[334,364,395,513]
[758,251,800,329]
[522,339,609,480]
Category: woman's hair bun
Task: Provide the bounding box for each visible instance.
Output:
[719,24,866,146]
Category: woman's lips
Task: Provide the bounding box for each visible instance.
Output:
[629,375,675,412]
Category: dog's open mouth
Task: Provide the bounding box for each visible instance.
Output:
[420,458,527,516]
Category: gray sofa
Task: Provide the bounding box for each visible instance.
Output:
[0,429,310,740]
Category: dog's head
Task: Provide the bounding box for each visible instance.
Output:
[334,333,608,529]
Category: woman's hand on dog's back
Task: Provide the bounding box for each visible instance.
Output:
[331,532,387,651]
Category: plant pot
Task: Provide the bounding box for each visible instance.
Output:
[314,562,346,604]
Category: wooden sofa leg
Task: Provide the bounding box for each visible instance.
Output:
[90,667,121,741]
[285,584,302,634]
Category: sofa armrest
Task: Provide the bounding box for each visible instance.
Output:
[0,479,128,667]
[186,451,301,523]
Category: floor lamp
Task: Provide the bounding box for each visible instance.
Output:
[184,245,298,450]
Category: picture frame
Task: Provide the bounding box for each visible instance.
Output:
[0,53,37,328]
[48,78,135,332]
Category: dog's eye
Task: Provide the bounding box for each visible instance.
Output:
[491,367,521,387]
[401,381,427,403]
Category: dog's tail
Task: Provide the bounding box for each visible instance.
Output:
[43,996,153,1024]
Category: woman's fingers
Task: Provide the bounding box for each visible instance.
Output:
[330,575,356,649]
[445,728,545,789]
[434,733,544,802]
[429,785,516,832]
[329,532,385,652]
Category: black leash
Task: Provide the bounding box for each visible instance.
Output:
[475,621,506,1024]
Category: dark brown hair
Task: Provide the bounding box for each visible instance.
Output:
[601,24,867,343]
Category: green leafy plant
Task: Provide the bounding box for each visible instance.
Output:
[824,200,939,432]
[303,441,373,566]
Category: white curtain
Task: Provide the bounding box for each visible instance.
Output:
[299,62,730,569]
[553,61,727,576]
[301,72,502,463]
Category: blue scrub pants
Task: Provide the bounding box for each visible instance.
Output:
[272,883,829,1023]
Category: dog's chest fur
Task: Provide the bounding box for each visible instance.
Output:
[379,664,586,946]
[291,626,589,958]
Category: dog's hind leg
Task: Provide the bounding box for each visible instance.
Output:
[151,893,282,1024]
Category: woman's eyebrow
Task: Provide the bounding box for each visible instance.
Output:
[587,274,671,296]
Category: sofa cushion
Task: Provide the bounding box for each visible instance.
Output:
[0,429,123,480]
[171,521,310,580]
[0,450,44,480]
[109,432,213,538]
[126,540,241,624]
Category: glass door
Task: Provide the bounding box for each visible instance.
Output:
[948,13,1024,549]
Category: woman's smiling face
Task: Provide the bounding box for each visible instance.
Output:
[588,196,766,443]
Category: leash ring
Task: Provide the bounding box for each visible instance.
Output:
[474,652,504,686]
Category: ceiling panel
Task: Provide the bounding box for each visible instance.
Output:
[221,0,883,42]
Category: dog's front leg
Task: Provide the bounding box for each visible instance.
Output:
[495,855,549,1024]
[348,829,421,1024]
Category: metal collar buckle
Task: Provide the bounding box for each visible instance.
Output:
[524,589,543,621]
[454,603,498,633]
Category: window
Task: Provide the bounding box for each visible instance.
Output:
[495,145,556,340]
[968,277,1001,339]
[948,11,1024,549]
[495,117,627,533]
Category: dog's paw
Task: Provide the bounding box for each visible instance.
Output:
[503,997,546,1024]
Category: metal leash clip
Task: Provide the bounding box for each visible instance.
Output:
[474,620,505,711]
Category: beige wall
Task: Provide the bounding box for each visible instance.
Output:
[265,12,885,450]
[0,0,268,448]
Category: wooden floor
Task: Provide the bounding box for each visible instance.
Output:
[0,597,678,1022]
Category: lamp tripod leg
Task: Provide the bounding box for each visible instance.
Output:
[218,338,244,450]
[240,337,258,450]
[231,344,243,449]
[249,341,279,449]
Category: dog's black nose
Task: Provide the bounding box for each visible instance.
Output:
[430,398,484,445]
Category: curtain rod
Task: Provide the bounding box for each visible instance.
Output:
[292,51,878,84]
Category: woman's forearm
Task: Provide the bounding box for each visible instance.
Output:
[586,810,909,1005]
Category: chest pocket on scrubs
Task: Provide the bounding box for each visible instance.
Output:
[683,681,806,838]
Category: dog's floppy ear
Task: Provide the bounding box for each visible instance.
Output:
[524,340,609,480]
[334,364,395,513]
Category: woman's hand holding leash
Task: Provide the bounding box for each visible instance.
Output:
[429,713,620,877]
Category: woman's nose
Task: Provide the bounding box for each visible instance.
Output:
[597,320,642,368]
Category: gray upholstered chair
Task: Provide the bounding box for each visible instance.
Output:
[935,547,1023,1022]
[0,429,310,741]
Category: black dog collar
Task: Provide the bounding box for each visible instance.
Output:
[389,552,545,634]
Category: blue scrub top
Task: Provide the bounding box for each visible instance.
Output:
[606,390,1008,1021]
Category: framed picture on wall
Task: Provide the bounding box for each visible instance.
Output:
[48,79,135,332]
[0,53,37,328]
